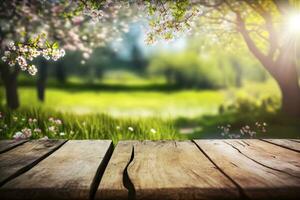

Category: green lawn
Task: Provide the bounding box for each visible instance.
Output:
[15,79,280,118]
[3,78,296,142]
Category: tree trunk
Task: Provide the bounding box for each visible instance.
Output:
[0,64,19,109]
[37,60,48,102]
[273,61,300,117]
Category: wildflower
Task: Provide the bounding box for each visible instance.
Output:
[48,126,56,132]
[21,128,32,138]
[13,131,26,140]
[55,119,62,125]
[33,118,37,123]
[49,117,54,122]
[128,127,134,132]
[34,128,42,133]
[59,132,65,136]
[150,128,156,134]
[13,116,18,121]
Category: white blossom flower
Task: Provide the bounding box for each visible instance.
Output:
[8,61,15,67]
[48,117,54,122]
[55,119,62,125]
[1,56,7,62]
[28,65,37,75]
[34,128,42,133]
[13,131,26,140]
[48,126,56,132]
[21,128,32,138]
[128,127,134,132]
[59,132,65,136]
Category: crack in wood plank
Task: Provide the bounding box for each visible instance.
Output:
[224,141,300,179]
[260,139,300,153]
[289,139,300,143]
[0,139,67,187]
[0,140,28,154]
[123,145,136,200]
[192,140,249,200]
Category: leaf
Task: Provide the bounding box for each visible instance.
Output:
[52,42,59,49]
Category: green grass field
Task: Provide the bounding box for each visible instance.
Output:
[3,77,298,142]
[14,78,280,118]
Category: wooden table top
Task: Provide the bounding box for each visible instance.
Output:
[0,139,299,200]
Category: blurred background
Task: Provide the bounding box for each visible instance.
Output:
[0,22,299,142]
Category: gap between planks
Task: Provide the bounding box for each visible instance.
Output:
[0,139,68,186]
[0,140,114,200]
[260,139,300,153]
[0,140,29,154]
[97,140,241,200]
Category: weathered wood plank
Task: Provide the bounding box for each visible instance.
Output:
[95,141,136,200]
[261,139,300,152]
[128,140,239,200]
[194,139,300,200]
[225,139,300,177]
[290,139,300,143]
[0,139,66,186]
[0,140,28,154]
[0,140,113,200]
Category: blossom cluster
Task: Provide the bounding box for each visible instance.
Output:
[47,117,65,136]
[10,116,42,140]
[1,36,65,76]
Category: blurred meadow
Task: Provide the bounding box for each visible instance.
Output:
[1,11,300,143]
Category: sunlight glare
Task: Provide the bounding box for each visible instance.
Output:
[287,13,300,34]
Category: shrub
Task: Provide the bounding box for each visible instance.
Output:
[148,51,228,89]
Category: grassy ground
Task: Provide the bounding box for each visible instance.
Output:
[0,107,183,144]
[10,75,280,118]
[2,76,299,141]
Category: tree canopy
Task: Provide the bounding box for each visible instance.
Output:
[1,0,300,115]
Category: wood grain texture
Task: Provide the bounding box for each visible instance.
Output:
[194,139,300,200]
[0,140,113,200]
[95,141,136,200]
[0,140,28,154]
[127,140,239,200]
[0,139,66,186]
[261,139,300,152]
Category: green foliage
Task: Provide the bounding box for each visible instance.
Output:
[148,51,232,89]
[219,96,280,117]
